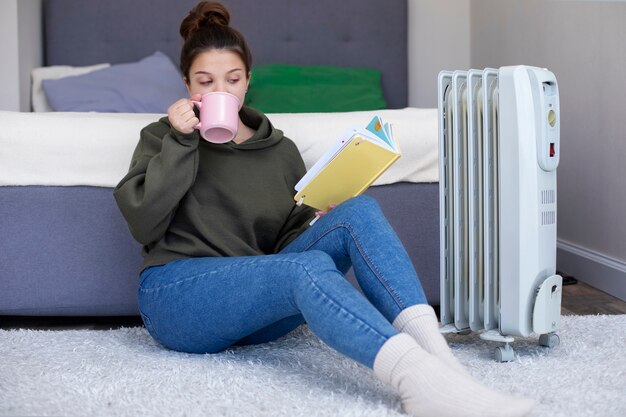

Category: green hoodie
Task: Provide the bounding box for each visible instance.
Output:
[114,106,317,271]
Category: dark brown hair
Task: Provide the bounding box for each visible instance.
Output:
[179,1,252,81]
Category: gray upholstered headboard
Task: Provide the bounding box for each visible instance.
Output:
[43,0,408,108]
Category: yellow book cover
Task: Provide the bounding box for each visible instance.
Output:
[294,116,401,211]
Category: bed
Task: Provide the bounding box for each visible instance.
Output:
[0,0,441,317]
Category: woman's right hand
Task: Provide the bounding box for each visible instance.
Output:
[167,94,202,134]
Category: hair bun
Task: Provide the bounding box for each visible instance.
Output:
[180,1,231,40]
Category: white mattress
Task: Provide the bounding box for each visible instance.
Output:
[0,108,438,187]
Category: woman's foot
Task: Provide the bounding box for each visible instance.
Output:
[374,334,535,417]
[393,304,469,375]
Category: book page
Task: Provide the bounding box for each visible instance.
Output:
[353,127,396,152]
[295,129,356,191]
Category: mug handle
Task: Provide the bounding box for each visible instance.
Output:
[191,100,202,130]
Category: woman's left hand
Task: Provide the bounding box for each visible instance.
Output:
[315,204,336,218]
[309,203,336,226]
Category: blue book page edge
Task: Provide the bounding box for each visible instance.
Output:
[365,116,389,143]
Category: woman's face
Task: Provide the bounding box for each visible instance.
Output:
[185,49,250,108]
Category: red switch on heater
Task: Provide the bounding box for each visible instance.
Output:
[549,143,555,157]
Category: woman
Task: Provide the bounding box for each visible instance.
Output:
[114,2,534,416]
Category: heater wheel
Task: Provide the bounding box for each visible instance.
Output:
[494,344,515,362]
[538,333,560,348]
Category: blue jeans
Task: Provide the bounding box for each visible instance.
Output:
[137,195,427,368]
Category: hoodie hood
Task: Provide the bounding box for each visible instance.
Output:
[226,106,284,150]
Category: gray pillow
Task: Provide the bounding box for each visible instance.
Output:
[42,52,188,113]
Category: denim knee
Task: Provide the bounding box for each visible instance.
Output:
[336,196,385,223]
[294,250,337,275]
[343,195,379,211]
[289,250,346,292]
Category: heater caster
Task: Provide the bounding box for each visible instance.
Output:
[538,332,560,348]
[494,344,515,362]
[480,331,515,362]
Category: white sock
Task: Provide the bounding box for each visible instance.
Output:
[393,304,468,375]
[373,334,535,417]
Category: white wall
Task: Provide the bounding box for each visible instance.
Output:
[0,0,42,111]
[470,0,626,300]
[408,0,471,108]
[18,0,43,111]
[0,1,21,111]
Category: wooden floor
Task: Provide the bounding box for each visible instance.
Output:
[560,280,626,315]
[1,279,624,330]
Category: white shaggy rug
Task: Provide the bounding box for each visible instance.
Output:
[1,315,624,417]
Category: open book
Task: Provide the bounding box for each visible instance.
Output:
[294,115,401,211]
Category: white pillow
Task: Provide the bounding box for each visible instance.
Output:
[31,63,110,112]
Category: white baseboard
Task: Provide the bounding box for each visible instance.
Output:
[557,239,626,302]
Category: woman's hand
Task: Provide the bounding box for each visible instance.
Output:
[309,203,337,225]
[167,94,202,134]
[315,204,337,218]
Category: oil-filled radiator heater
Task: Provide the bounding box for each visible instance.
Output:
[437,65,563,361]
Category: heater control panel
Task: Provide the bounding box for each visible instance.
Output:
[534,72,560,172]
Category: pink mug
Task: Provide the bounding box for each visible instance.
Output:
[192,92,240,143]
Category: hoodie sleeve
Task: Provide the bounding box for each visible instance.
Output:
[113,118,200,245]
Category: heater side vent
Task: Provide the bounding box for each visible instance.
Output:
[541,189,555,205]
[541,189,556,225]
[541,210,556,225]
